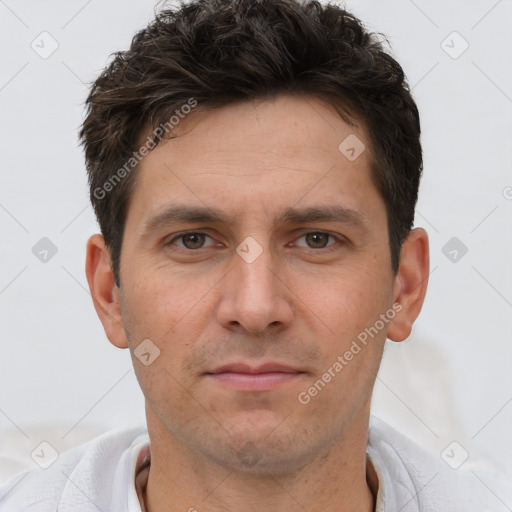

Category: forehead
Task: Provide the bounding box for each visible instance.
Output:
[158,94,366,171]
[126,94,384,229]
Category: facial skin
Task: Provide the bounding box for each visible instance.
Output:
[86,94,429,512]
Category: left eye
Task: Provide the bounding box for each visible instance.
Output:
[295,232,337,249]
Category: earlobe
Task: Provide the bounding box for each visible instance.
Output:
[387,228,429,343]
[85,234,128,349]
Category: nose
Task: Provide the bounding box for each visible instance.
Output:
[216,242,293,334]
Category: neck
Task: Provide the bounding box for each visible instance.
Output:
[142,409,376,512]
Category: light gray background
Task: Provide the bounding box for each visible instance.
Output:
[1,0,511,506]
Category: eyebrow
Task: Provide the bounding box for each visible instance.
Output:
[279,205,369,231]
[142,204,370,237]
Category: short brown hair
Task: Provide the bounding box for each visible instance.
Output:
[79,0,422,286]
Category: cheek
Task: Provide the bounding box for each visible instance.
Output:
[120,269,215,388]
[121,264,212,338]
[134,360,200,434]
[296,264,391,341]
[294,270,389,420]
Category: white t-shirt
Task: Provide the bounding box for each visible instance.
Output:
[0,417,491,511]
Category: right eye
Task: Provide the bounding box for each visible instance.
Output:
[167,232,220,251]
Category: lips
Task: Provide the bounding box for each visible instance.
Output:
[204,362,305,391]
[206,362,303,375]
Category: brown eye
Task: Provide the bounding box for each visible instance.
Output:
[180,233,206,249]
[304,232,331,249]
[169,232,214,250]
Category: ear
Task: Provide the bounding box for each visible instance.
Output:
[85,234,128,349]
[387,228,429,342]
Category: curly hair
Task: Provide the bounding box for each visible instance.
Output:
[79,0,422,285]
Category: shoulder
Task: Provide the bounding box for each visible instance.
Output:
[367,416,492,512]
[0,427,148,512]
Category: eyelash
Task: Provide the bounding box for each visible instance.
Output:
[167,231,343,251]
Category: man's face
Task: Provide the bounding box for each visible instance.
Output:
[116,95,399,472]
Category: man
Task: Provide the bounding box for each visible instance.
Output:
[0,0,488,510]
